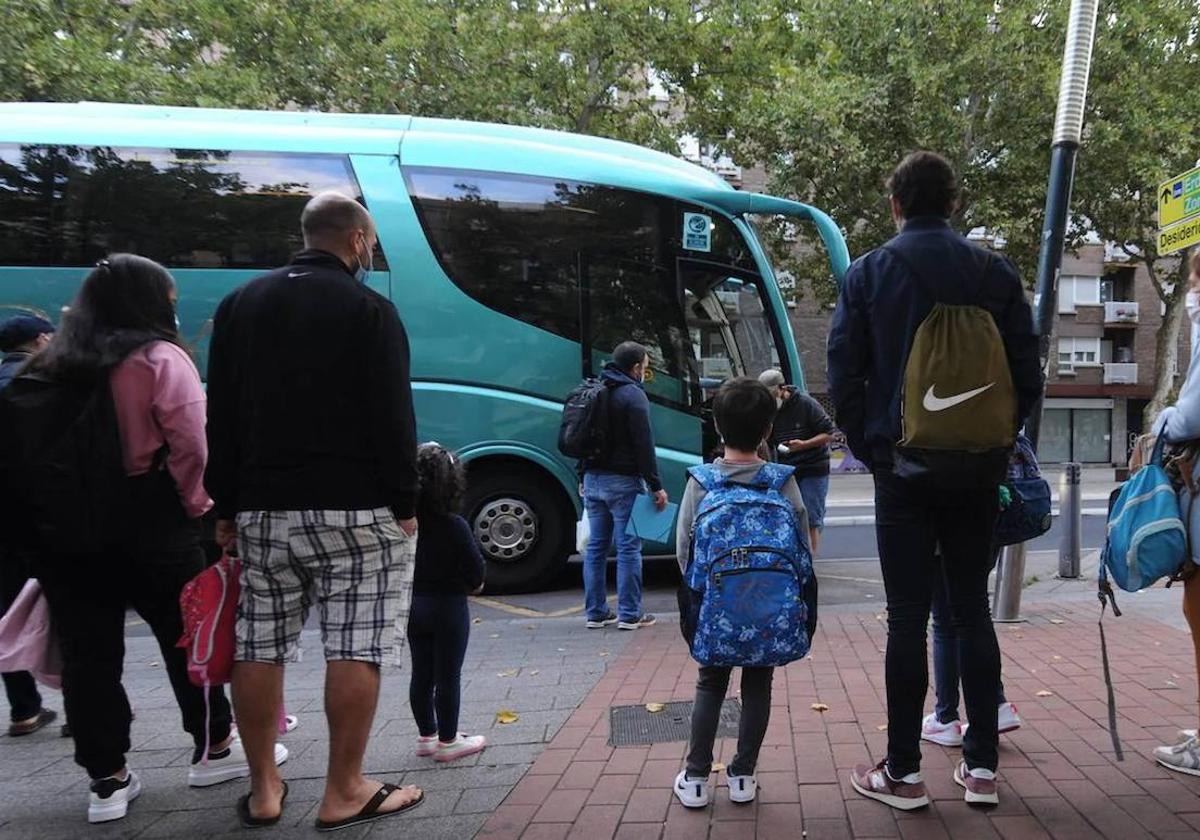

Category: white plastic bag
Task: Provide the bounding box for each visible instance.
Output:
[576,516,590,554]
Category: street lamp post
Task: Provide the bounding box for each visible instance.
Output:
[994,0,1100,621]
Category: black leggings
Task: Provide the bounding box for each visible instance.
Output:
[407,593,470,742]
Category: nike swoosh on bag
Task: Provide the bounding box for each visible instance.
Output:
[923,383,995,412]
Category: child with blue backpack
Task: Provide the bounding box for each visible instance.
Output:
[673,378,817,808]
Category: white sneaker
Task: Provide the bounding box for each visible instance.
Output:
[997,702,1022,734]
[727,773,758,803]
[920,713,963,747]
[962,702,1024,739]
[88,770,141,824]
[1155,730,1200,776]
[673,770,709,809]
[435,733,487,763]
[283,714,299,734]
[417,734,439,757]
[188,735,289,787]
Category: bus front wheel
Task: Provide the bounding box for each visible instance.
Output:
[464,462,573,594]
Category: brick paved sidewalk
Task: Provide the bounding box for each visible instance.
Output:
[479,603,1200,840]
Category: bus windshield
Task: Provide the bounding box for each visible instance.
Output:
[682,265,782,390]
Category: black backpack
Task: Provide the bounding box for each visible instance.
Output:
[557,378,616,460]
[0,354,147,556]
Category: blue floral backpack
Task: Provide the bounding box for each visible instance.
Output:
[679,463,817,668]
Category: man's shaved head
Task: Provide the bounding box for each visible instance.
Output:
[301,192,374,246]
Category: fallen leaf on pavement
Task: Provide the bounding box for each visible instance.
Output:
[876,724,888,731]
[530,670,540,676]
[489,633,500,639]
[496,710,519,725]
[497,669,519,678]
[712,762,726,772]
[646,703,666,713]
[1050,619,1065,625]
[811,703,829,712]
[599,652,609,657]
[1036,690,1054,697]
[1052,655,1062,661]
[472,618,482,625]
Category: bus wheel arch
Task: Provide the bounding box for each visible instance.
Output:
[461,456,575,594]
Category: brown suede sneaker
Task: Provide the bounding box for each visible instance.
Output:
[954,761,999,806]
[850,760,930,811]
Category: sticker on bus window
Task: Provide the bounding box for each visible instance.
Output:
[683,212,712,252]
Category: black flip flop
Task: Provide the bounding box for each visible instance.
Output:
[237,781,289,829]
[314,783,424,833]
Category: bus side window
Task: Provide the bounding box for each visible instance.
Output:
[0,144,384,270]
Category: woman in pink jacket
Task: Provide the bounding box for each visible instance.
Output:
[5,255,285,824]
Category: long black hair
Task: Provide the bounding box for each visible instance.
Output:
[416,443,466,517]
[27,253,185,381]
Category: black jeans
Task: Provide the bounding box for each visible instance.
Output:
[407,592,470,742]
[1,549,42,722]
[874,471,1001,775]
[39,476,232,778]
[686,666,774,778]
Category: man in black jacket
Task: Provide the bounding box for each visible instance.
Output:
[758,370,835,554]
[829,152,1041,811]
[206,193,422,829]
[579,341,667,631]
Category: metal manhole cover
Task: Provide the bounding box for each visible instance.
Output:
[609,700,741,746]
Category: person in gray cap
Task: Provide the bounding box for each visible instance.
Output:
[0,315,54,392]
[758,369,834,555]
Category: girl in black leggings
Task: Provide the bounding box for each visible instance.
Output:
[407,444,486,762]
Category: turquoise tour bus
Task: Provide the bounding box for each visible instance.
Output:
[0,101,849,592]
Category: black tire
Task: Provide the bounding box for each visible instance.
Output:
[463,461,574,594]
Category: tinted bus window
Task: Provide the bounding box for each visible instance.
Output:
[405,168,757,408]
[0,145,385,269]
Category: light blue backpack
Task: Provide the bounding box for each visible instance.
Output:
[680,463,816,668]
[1100,436,1187,593]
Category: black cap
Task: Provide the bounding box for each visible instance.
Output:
[0,315,55,353]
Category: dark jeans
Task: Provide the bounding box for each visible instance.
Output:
[407,592,470,742]
[931,551,1007,724]
[874,471,1001,775]
[39,476,232,779]
[1,549,42,722]
[686,666,774,778]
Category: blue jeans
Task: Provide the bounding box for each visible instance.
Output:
[931,551,1007,724]
[798,475,830,529]
[582,471,645,623]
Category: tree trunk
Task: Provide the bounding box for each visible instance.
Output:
[1144,258,1190,429]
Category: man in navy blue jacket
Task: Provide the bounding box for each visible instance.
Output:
[580,341,667,631]
[828,152,1041,811]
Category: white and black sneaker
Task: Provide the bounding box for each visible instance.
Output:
[673,770,709,809]
[88,770,141,824]
[188,734,289,787]
[586,611,618,630]
[1155,730,1200,776]
[618,613,657,631]
[727,773,758,803]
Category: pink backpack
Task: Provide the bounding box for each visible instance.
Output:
[178,554,240,690]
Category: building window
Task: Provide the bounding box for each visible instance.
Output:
[1058,275,1102,314]
[0,144,385,269]
[1057,337,1101,373]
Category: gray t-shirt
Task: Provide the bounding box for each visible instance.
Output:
[675,459,809,573]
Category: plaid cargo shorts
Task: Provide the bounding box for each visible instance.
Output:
[235,508,416,665]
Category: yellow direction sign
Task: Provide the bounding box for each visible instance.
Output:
[1159,166,1200,228]
[1159,216,1200,256]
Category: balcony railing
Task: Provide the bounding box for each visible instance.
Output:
[1104,301,1139,325]
[1104,362,1138,385]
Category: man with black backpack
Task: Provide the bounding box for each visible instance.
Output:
[828,152,1041,810]
[571,341,666,631]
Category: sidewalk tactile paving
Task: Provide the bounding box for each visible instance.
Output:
[480,604,1200,838]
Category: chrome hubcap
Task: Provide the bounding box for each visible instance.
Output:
[473,497,538,563]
